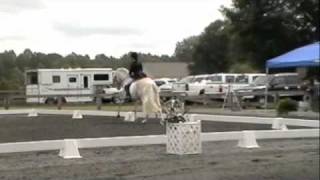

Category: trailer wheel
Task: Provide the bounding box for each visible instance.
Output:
[112,97,121,104]
[61,97,67,104]
[45,98,55,105]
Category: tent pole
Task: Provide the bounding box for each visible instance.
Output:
[264,67,269,110]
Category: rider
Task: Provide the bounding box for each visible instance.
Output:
[129,52,146,79]
[125,52,147,100]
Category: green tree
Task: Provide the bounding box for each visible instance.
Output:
[174,36,199,62]
[190,20,231,74]
[221,0,319,70]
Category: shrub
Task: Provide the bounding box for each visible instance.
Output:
[276,98,298,116]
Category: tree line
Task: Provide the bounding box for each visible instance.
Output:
[1,0,318,90]
[174,0,319,74]
[0,49,174,90]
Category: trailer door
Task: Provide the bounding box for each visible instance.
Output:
[82,75,89,89]
[26,71,40,103]
[80,74,92,101]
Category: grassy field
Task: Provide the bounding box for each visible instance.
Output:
[0,103,137,111]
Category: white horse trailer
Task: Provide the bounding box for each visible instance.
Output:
[25,68,113,104]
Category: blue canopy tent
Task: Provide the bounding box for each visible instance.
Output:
[266,42,320,69]
[263,42,319,109]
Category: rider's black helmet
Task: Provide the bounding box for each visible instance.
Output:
[130,52,138,61]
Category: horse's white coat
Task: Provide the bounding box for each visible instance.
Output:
[113,68,162,114]
[130,78,162,113]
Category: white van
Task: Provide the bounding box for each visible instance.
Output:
[25,68,114,103]
[154,78,177,93]
[232,73,266,90]
[184,74,210,96]
[172,75,195,93]
[204,73,265,98]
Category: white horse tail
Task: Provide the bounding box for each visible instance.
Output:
[152,83,162,111]
[142,83,162,113]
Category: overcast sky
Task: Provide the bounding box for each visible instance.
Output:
[0,0,231,58]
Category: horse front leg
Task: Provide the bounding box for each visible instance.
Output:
[140,101,149,124]
[159,110,165,125]
[117,103,121,118]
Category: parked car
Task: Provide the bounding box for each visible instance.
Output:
[204,73,265,99]
[172,75,195,94]
[154,78,177,92]
[102,85,121,103]
[184,74,210,96]
[232,73,266,90]
[236,73,304,104]
[203,73,239,98]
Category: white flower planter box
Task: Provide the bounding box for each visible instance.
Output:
[166,121,201,155]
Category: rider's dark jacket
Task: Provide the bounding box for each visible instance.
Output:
[129,60,146,80]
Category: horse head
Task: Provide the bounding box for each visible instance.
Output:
[113,68,129,89]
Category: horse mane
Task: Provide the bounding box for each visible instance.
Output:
[116,67,129,74]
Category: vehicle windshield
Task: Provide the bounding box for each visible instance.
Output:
[155,81,165,87]
[207,75,222,83]
[235,75,249,84]
[178,76,194,83]
[192,77,205,83]
[252,75,273,85]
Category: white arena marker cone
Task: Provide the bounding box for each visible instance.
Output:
[272,118,288,130]
[28,109,38,117]
[72,110,83,119]
[124,112,135,122]
[238,131,260,148]
[59,139,82,159]
[280,123,288,131]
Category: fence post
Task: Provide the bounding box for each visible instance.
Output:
[274,93,279,106]
[57,96,62,110]
[96,94,102,110]
[4,96,10,110]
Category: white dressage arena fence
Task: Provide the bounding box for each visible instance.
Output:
[0,109,319,158]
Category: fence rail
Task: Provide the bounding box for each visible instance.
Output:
[0,90,119,110]
[0,88,314,111]
[0,129,318,154]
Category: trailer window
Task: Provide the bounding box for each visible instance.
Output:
[52,76,60,83]
[26,72,38,85]
[94,74,109,81]
[69,77,77,83]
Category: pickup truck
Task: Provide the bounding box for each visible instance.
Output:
[235,73,305,105]
[172,75,195,94]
